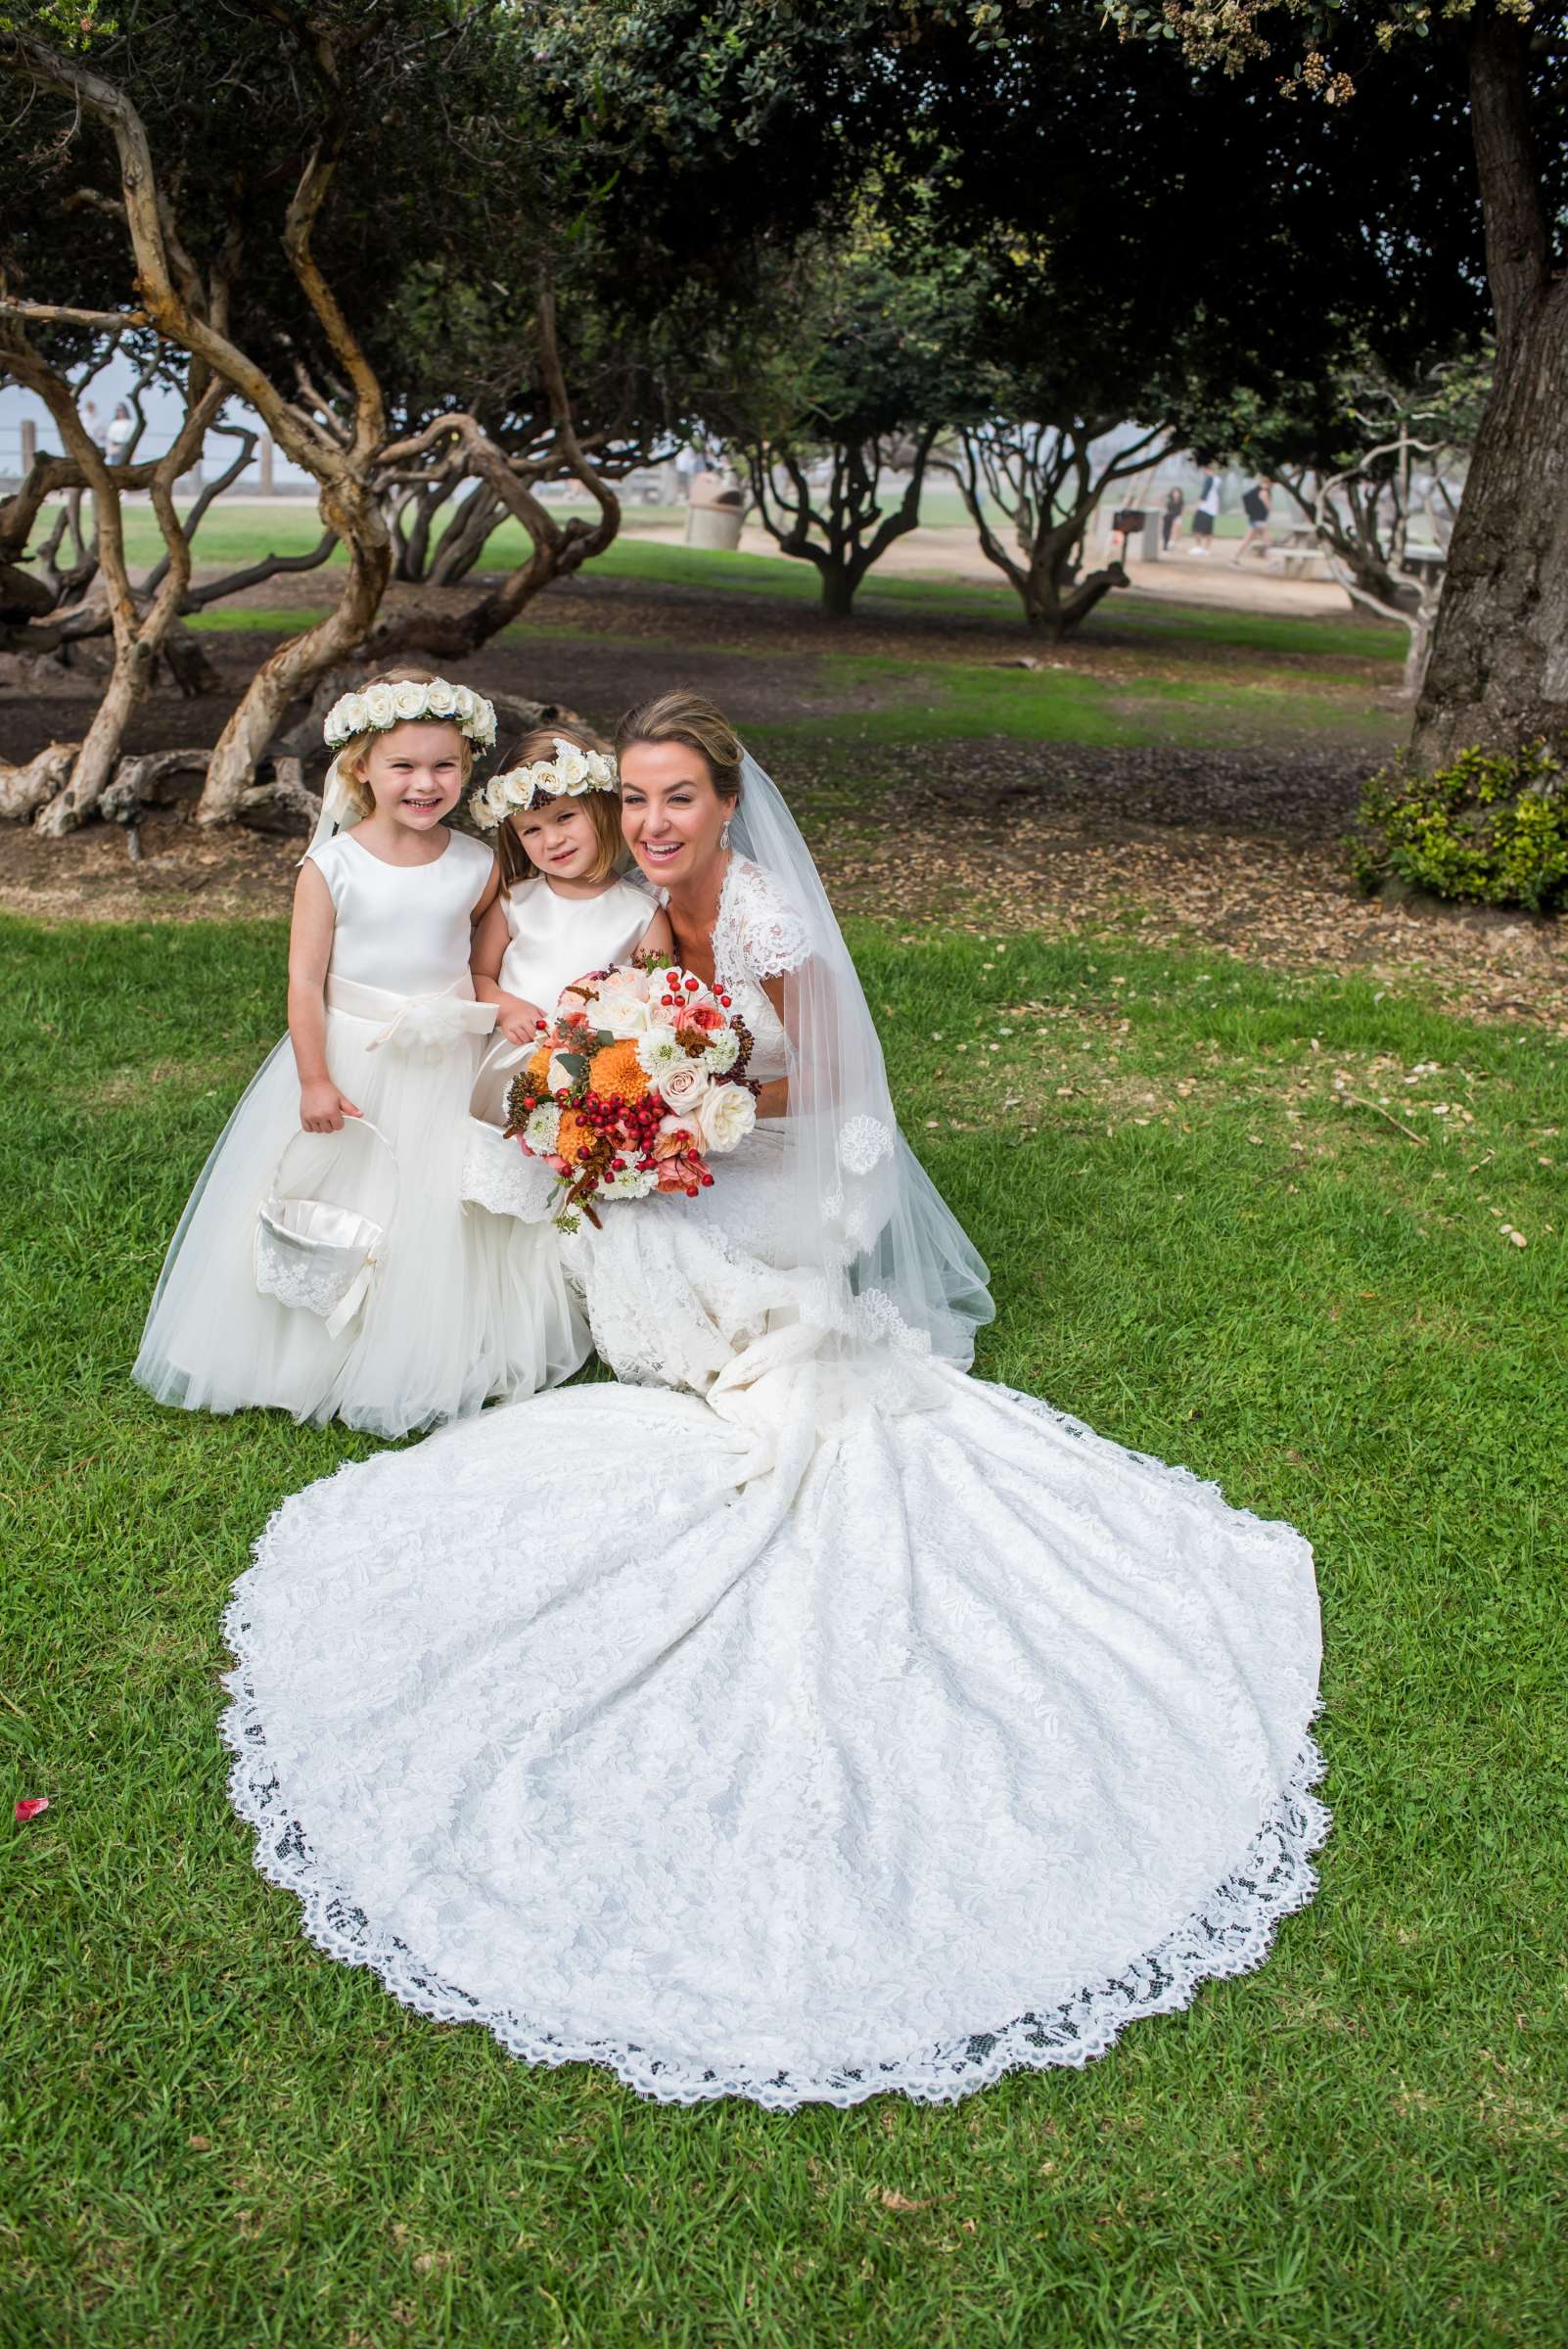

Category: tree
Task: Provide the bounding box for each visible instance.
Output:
[0,3,669,829]
[1106,0,1568,762]
[707,217,981,615]
[1237,349,1489,694]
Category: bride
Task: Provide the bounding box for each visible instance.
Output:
[224,689,1327,2110]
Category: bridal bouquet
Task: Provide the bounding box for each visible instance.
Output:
[505,963,758,1227]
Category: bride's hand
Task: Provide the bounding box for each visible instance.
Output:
[300,1081,362,1133]
[495,993,546,1045]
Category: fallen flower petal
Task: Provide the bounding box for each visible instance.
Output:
[14,1797,50,1822]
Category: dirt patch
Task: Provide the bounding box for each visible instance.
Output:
[823,804,1568,1032]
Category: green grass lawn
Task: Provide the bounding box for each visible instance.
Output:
[4,911,1565,2347]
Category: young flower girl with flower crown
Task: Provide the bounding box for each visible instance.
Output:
[133,668,587,1437]
[461,724,670,1249]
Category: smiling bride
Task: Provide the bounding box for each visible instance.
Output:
[222,688,1327,2110]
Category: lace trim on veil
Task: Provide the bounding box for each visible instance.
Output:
[219,1398,1331,2114]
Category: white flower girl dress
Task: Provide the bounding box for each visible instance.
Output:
[135,825,584,1437]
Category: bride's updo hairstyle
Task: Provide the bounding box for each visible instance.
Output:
[615,689,743,806]
[335,667,472,821]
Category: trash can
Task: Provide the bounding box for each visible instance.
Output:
[685,471,746,552]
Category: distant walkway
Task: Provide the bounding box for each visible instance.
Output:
[637,518,1363,624]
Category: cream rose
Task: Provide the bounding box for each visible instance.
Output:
[362,682,396,730]
[425,678,457,718]
[392,678,428,721]
[597,993,654,1040]
[657,1057,711,1115]
[695,1081,757,1155]
[546,1050,580,1096]
[451,684,477,724]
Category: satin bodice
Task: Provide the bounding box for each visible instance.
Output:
[309,826,493,997]
[498,874,656,1016]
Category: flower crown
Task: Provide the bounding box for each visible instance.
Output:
[323,677,498,751]
[470,737,618,831]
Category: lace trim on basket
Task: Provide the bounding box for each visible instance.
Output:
[219,1455,1330,2113]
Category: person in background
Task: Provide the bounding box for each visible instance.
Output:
[1162,485,1185,549]
[1190,471,1221,555]
[1233,478,1274,564]
[106,402,135,465]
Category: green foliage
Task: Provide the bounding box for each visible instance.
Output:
[1353,740,1568,910]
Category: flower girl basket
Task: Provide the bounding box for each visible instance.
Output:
[254,1118,399,1340]
[459,1039,560,1222]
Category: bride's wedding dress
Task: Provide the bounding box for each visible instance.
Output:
[224,801,1327,2111]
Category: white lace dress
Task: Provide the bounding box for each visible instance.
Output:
[224,857,1327,2107]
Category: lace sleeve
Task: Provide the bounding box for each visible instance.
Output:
[715,859,810,988]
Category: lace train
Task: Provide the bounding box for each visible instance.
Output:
[219,1383,1329,2111]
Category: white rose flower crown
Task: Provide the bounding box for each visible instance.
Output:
[469,737,618,832]
[323,677,498,753]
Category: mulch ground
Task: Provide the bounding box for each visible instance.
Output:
[2,573,1561,1031]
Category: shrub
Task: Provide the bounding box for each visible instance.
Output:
[1351,740,1568,912]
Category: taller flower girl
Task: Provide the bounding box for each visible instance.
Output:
[133,668,586,1437]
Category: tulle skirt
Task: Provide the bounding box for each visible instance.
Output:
[134,999,587,1438]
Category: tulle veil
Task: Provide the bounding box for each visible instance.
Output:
[728,749,993,1371]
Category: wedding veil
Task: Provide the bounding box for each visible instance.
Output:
[730,749,993,1370]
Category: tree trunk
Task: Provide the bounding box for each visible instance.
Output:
[34,632,158,835]
[197,500,392,824]
[0,741,77,821]
[1409,294,1568,760]
[1022,528,1127,639]
[1410,14,1568,765]
[428,481,504,585]
[818,563,855,618]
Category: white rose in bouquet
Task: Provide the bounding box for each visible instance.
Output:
[362,682,396,730]
[392,679,428,721]
[597,992,654,1039]
[658,1057,711,1116]
[546,1050,580,1096]
[696,1081,757,1155]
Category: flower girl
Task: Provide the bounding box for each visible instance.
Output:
[134,668,585,1436]
[463,721,669,1180]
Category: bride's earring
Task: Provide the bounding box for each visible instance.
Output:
[719,820,732,849]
